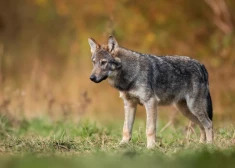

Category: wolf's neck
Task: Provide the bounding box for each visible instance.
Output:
[118,47,142,58]
[108,69,136,91]
[107,47,140,91]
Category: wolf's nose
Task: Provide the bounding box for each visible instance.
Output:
[90,75,96,81]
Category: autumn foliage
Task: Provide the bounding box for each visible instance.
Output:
[0,0,235,121]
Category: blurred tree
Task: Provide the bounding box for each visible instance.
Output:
[204,0,234,34]
[0,0,234,119]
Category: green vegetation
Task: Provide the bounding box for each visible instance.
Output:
[0,115,235,168]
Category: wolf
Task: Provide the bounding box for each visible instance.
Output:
[88,36,213,149]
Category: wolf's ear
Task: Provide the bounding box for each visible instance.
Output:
[88,38,100,53]
[108,36,118,53]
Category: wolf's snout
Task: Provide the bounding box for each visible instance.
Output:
[90,75,96,82]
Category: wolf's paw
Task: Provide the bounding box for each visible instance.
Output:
[206,140,213,144]
[119,139,130,146]
[199,138,206,143]
[147,141,156,149]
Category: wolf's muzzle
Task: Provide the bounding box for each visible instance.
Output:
[90,75,97,82]
[90,75,108,83]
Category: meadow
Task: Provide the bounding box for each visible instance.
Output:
[0,114,235,168]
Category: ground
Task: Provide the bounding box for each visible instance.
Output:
[0,115,235,168]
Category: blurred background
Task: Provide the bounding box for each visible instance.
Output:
[0,0,235,123]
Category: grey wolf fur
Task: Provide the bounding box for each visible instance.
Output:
[88,36,213,149]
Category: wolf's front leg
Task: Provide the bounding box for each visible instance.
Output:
[120,99,137,144]
[144,98,158,149]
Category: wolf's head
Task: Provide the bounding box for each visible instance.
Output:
[88,36,121,83]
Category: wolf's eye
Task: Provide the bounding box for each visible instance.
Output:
[100,60,107,66]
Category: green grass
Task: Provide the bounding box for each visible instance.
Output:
[0,115,235,168]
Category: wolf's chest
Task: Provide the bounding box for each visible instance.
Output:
[119,87,149,105]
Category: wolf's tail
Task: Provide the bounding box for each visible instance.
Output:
[206,92,213,121]
[201,64,213,121]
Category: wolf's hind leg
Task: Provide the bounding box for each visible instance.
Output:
[120,98,137,144]
[175,100,206,143]
[187,98,213,143]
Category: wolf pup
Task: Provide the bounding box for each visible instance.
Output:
[88,36,213,149]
